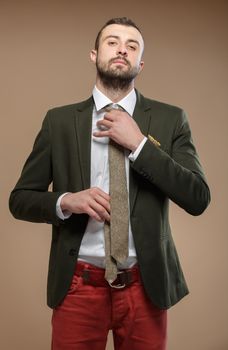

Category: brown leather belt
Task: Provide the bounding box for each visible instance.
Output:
[75,262,141,289]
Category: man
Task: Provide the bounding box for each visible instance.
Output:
[9,17,210,350]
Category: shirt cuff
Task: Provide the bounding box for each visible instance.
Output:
[128,137,147,162]
[56,193,72,220]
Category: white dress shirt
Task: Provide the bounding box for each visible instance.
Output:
[57,86,147,268]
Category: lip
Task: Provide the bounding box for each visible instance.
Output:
[112,60,127,65]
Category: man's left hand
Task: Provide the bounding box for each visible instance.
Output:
[93,109,144,152]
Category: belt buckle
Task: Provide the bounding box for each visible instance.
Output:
[108,271,126,289]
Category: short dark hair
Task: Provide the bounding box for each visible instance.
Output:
[94,17,142,50]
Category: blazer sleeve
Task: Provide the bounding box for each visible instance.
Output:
[9,111,64,226]
[131,110,210,215]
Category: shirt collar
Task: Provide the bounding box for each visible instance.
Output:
[92,85,137,116]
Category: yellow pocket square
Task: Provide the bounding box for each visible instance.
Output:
[148,134,161,147]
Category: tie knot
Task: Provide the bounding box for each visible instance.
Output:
[105,103,124,112]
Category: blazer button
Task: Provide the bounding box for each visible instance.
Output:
[69,248,77,256]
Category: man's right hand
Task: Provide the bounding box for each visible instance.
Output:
[60,188,110,222]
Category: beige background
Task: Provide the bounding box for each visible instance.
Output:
[1,0,227,349]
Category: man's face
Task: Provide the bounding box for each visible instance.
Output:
[91,24,144,88]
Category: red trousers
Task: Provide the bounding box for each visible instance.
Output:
[52,262,167,350]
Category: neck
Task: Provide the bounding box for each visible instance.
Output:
[95,78,135,103]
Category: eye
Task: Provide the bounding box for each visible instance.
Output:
[128,45,137,51]
[108,41,117,46]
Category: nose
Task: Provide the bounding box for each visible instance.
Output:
[117,44,127,56]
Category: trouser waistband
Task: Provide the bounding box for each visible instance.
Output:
[75,261,141,289]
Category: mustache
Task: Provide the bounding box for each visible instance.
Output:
[109,56,130,66]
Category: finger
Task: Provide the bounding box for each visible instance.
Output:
[86,207,104,222]
[89,201,110,222]
[97,119,112,128]
[95,194,111,213]
[88,188,111,219]
[103,112,114,121]
[93,130,110,137]
[105,110,128,120]
[92,187,110,200]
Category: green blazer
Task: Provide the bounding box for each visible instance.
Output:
[9,91,210,309]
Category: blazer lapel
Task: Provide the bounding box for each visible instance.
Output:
[74,97,94,189]
[129,91,152,214]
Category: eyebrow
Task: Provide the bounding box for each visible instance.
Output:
[103,35,140,46]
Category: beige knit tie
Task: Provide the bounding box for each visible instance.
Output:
[104,104,129,284]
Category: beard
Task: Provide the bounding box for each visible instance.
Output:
[96,56,140,91]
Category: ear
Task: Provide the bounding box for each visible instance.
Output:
[138,60,144,74]
[90,49,97,64]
